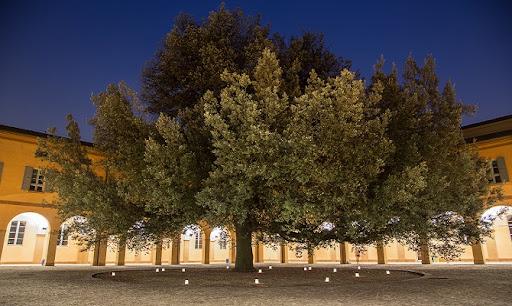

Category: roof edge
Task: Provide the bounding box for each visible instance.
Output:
[462,114,512,130]
[0,124,94,147]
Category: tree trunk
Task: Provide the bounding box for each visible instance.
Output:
[234,223,254,272]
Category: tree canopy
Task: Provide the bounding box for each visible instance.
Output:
[36,6,500,271]
[142,6,350,115]
[367,57,500,258]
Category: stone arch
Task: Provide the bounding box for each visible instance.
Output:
[0,212,52,265]
[210,226,231,263]
[180,224,204,263]
[54,216,96,265]
[481,205,512,262]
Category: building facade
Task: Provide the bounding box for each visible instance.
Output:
[0,116,511,266]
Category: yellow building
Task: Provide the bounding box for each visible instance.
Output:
[0,115,511,266]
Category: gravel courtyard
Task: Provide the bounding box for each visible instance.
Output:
[0,264,510,305]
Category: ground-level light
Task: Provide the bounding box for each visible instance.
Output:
[182,268,186,272]
[184,279,189,285]
[254,278,260,284]
[258,269,262,273]
[325,277,330,282]
[269,265,272,270]
[111,272,115,277]
[308,266,312,271]
[156,268,159,273]
[355,272,360,277]
[303,267,307,271]
[162,268,165,272]
[386,270,390,275]
[357,266,361,270]
[333,268,337,273]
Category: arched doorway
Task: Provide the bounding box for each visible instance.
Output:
[0,212,50,264]
[481,205,512,262]
[181,225,203,263]
[210,227,230,263]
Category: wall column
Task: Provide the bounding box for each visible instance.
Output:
[116,238,126,266]
[153,240,163,266]
[397,244,406,262]
[280,243,288,263]
[92,238,108,266]
[377,242,387,264]
[171,236,180,265]
[255,241,264,263]
[307,249,315,264]
[44,230,59,266]
[229,232,236,265]
[472,242,486,264]
[202,229,211,264]
[339,242,350,264]
[0,229,6,262]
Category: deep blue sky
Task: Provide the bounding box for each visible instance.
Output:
[1,0,511,141]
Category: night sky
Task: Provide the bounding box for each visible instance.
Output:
[1,0,511,141]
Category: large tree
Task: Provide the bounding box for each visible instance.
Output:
[141,7,351,196]
[366,56,501,259]
[191,49,393,271]
[36,83,191,250]
[36,112,144,248]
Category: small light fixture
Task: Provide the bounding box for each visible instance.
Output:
[333,268,337,273]
[357,266,361,270]
[182,268,186,272]
[325,277,330,282]
[226,265,230,270]
[303,267,307,271]
[355,272,360,277]
[386,270,390,275]
[254,278,260,284]
[162,268,165,272]
[184,279,189,285]
[258,269,262,273]
[269,265,272,270]
[308,266,312,271]
[156,268,159,273]
[111,272,115,277]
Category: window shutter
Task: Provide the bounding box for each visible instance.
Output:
[496,157,509,182]
[0,161,4,184]
[21,166,33,190]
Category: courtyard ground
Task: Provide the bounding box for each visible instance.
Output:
[0,264,510,305]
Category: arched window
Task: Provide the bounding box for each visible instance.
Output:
[194,231,202,249]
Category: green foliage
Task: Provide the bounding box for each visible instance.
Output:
[370,56,501,259]
[142,114,204,236]
[36,6,498,266]
[195,49,394,268]
[142,6,348,115]
[36,113,142,249]
[274,69,397,249]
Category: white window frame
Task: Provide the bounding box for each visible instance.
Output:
[29,168,45,192]
[489,160,502,184]
[7,220,26,245]
[57,224,69,246]
[194,231,202,249]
